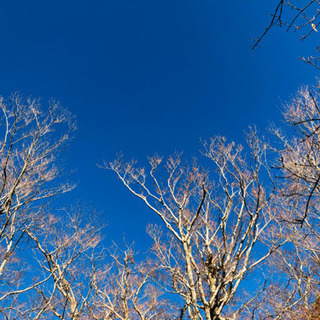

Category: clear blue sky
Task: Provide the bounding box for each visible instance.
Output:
[0,0,318,247]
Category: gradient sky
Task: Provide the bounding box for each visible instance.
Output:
[0,0,318,248]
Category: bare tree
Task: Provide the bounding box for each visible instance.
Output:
[253,1,320,47]
[94,244,176,320]
[0,94,76,319]
[253,83,320,319]
[105,132,284,320]
[24,207,103,320]
[248,213,320,319]
[272,84,320,225]
[0,95,178,320]
[253,1,320,70]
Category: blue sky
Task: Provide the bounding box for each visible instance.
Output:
[0,0,318,247]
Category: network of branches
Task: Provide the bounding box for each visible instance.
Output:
[1,2,320,320]
[254,0,320,69]
[0,86,320,319]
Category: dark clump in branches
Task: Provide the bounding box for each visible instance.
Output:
[106,132,285,319]
[4,85,320,319]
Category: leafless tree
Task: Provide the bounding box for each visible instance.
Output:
[105,132,284,320]
[5,88,320,319]
[0,94,182,320]
[253,83,320,319]
[246,211,320,319]
[253,1,320,46]
[23,206,104,320]
[94,244,177,320]
[272,84,320,225]
[0,94,76,318]
[253,1,320,69]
